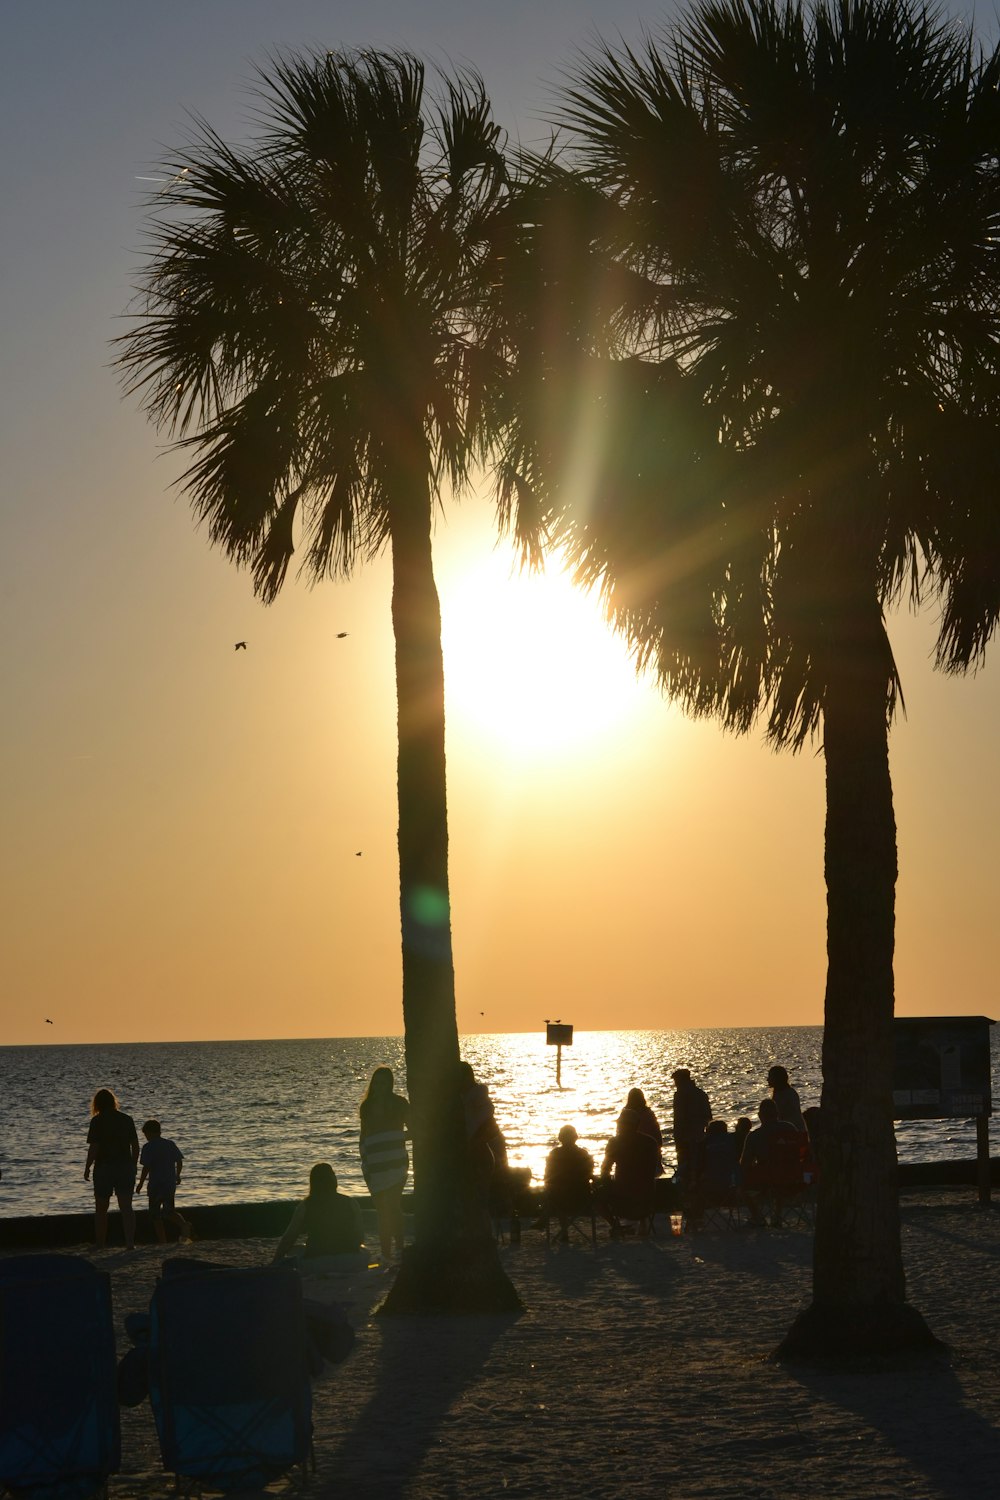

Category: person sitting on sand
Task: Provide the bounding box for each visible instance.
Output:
[272,1162,365,1265]
[599,1108,660,1235]
[767,1065,806,1131]
[544,1125,594,1241]
[136,1119,192,1245]
[84,1087,139,1250]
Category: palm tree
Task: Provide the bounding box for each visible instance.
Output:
[497,0,1000,1353]
[116,49,522,1312]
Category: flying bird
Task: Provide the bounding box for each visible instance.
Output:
[336,632,349,639]
[234,641,247,650]
[45,1018,53,1025]
[355,851,362,857]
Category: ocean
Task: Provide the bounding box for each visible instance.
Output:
[1,1027,996,1218]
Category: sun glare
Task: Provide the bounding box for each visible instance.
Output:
[439,546,652,762]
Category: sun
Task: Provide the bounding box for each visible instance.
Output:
[438,543,653,762]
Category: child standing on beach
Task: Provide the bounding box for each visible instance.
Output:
[136,1119,192,1244]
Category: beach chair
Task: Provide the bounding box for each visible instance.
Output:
[148,1262,313,1495]
[543,1182,598,1247]
[0,1253,120,1500]
[747,1133,814,1229]
[491,1166,532,1245]
[598,1180,657,1239]
[688,1179,746,1232]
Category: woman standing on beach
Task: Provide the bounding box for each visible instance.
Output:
[618,1088,664,1169]
[83,1087,139,1250]
[359,1068,410,1261]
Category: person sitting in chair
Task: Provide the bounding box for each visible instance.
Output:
[687,1118,741,1229]
[599,1109,660,1237]
[739,1100,806,1225]
[544,1125,594,1242]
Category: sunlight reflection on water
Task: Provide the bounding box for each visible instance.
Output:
[0,1027,995,1216]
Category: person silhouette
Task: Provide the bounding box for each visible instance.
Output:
[84,1088,139,1250]
[359,1067,410,1262]
[767,1065,806,1131]
[599,1108,659,1236]
[671,1068,712,1182]
[544,1125,594,1241]
[272,1163,365,1265]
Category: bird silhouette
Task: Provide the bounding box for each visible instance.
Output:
[234,641,247,650]
[336,632,349,639]
[45,1018,53,1025]
[355,851,362,857]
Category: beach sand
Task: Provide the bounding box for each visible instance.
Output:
[9,1189,1000,1498]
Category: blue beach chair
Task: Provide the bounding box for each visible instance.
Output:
[148,1262,313,1494]
[0,1254,120,1499]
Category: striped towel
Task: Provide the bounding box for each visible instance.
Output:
[360,1129,408,1193]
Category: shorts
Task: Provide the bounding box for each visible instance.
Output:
[148,1187,176,1217]
[93,1161,136,1201]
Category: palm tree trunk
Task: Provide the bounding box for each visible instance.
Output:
[779,642,938,1357]
[377,471,521,1315]
[389,480,461,1234]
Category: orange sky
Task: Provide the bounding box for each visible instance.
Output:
[2,1,998,1045]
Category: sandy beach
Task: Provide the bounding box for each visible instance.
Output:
[7,1189,999,1499]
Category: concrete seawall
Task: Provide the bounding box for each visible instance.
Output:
[2,1158,995,1250]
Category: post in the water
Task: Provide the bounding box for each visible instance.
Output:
[545,1020,574,1088]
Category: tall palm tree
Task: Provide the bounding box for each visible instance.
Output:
[497,0,1000,1353]
[117,49,522,1311]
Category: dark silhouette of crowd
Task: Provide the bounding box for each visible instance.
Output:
[538,1062,819,1239]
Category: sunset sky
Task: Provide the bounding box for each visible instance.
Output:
[3,0,998,1046]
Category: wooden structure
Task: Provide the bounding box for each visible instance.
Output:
[893,1015,995,1203]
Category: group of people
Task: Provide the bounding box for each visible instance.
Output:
[84,1059,504,1266]
[543,1064,818,1236]
[275,1059,508,1264]
[85,1059,816,1258]
[84,1070,411,1263]
[84,1089,190,1250]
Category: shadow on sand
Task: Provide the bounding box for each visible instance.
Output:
[790,1348,1000,1498]
[322,1307,517,1489]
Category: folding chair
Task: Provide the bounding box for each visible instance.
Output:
[0,1254,120,1500]
[688,1182,746,1231]
[148,1262,314,1495]
[491,1166,532,1244]
[748,1133,814,1229]
[544,1183,598,1246]
[599,1181,656,1239]
[769,1178,817,1230]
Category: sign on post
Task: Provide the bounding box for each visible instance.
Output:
[545,1020,573,1087]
